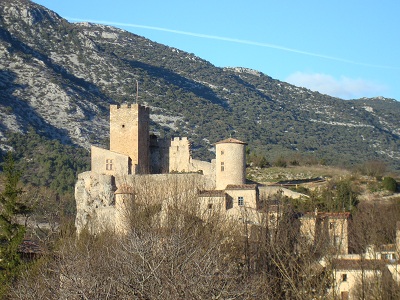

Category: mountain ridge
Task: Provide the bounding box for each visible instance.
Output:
[0,0,399,171]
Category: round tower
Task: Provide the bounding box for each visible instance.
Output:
[215,138,247,190]
[114,185,135,234]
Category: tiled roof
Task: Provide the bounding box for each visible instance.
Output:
[18,239,44,254]
[379,244,396,252]
[215,138,247,145]
[332,259,387,270]
[225,184,257,190]
[199,190,226,197]
[301,212,350,219]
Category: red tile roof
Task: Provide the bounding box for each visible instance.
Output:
[215,138,247,145]
[302,212,350,219]
[332,259,386,270]
[199,190,226,197]
[225,184,257,190]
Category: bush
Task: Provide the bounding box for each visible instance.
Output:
[274,156,287,168]
[249,154,269,168]
[382,177,397,192]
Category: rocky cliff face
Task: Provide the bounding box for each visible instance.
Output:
[1,0,399,169]
[0,0,112,149]
[75,171,116,234]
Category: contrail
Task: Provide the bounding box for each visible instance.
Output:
[68,17,398,70]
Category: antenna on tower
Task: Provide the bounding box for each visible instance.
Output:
[135,79,139,104]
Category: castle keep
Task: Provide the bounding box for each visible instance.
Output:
[110,104,150,174]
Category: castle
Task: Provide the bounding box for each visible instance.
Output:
[75,103,348,238]
[75,103,259,234]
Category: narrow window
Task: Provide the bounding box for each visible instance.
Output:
[384,253,393,260]
[221,162,225,171]
[221,150,224,155]
[333,235,341,247]
[342,274,347,282]
[238,196,244,206]
[329,222,335,230]
[106,159,113,171]
[208,203,213,210]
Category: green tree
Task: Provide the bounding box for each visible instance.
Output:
[312,179,359,213]
[0,152,29,294]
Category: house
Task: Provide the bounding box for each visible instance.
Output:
[326,221,400,299]
[331,258,389,300]
[300,211,350,255]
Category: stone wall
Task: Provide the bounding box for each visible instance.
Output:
[169,137,191,172]
[225,184,258,211]
[91,145,132,175]
[75,171,214,235]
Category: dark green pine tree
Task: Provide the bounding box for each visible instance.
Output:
[0,152,29,292]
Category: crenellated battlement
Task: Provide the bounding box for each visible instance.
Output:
[172,136,188,142]
[170,136,191,150]
[110,103,150,113]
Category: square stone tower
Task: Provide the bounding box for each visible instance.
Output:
[110,104,150,174]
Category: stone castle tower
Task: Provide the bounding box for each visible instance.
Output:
[115,185,135,234]
[215,138,247,190]
[110,104,150,174]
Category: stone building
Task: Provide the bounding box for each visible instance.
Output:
[300,211,350,255]
[324,221,400,299]
[75,103,256,234]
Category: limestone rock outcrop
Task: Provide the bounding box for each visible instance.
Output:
[75,171,116,234]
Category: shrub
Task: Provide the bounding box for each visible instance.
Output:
[250,154,269,168]
[382,177,397,192]
[274,156,287,168]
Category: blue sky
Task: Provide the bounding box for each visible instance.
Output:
[33,0,400,101]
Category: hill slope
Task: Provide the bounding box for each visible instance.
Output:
[0,0,399,170]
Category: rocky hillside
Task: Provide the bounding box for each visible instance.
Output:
[1,0,399,170]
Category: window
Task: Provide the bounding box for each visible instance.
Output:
[238,196,244,206]
[383,253,393,260]
[342,274,347,282]
[208,203,213,210]
[221,150,224,155]
[106,159,113,171]
[333,235,341,247]
[221,162,225,171]
[329,222,335,230]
